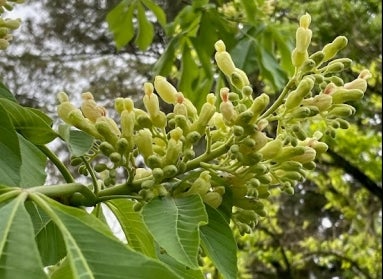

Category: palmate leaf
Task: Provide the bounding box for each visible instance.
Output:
[105,199,156,258]
[0,104,21,186]
[58,124,94,157]
[142,195,208,269]
[0,98,57,145]
[31,194,180,279]
[135,1,154,50]
[200,205,238,279]
[0,194,48,279]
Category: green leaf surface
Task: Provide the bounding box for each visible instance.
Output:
[140,0,166,27]
[142,195,208,269]
[0,194,48,279]
[106,199,157,258]
[0,98,57,144]
[33,194,180,279]
[154,36,180,76]
[25,201,66,266]
[0,104,21,186]
[135,2,154,50]
[18,134,47,187]
[107,1,135,50]
[159,252,205,279]
[0,82,17,102]
[58,124,94,157]
[200,205,238,279]
[239,0,258,24]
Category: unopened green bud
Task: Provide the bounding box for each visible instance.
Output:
[295,26,312,52]
[233,125,244,137]
[331,88,364,104]
[135,129,153,160]
[249,93,270,122]
[291,48,308,68]
[94,163,108,172]
[234,198,264,212]
[203,192,222,208]
[163,138,183,166]
[81,92,106,123]
[0,38,9,50]
[299,13,311,29]
[143,82,160,117]
[328,104,355,117]
[183,149,195,161]
[285,77,314,110]
[151,111,167,128]
[70,157,83,166]
[230,68,250,89]
[136,114,152,129]
[174,115,189,133]
[57,101,78,124]
[274,146,306,162]
[309,51,324,65]
[292,124,307,141]
[152,168,164,182]
[186,131,201,144]
[99,141,115,156]
[302,94,332,111]
[109,152,121,163]
[183,98,198,120]
[214,40,236,76]
[276,161,303,171]
[114,98,125,114]
[147,155,162,169]
[163,164,178,178]
[303,161,316,170]
[191,99,216,134]
[68,110,101,138]
[289,146,316,163]
[116,137,130,154]
[154,76,177,104]
[242,86,253,97]
[95,119,119,146]
[258,139,283,160]
[323,61,344,75]
[322,36,348,62]
[344,78,367,92]
[120,110,135,139]
[337,118,350,129]
[301,59,316,73]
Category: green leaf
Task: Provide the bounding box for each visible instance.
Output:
[107,1,136,50]
[239,0,258,24]
[0,98,57,145]
[19,134,47,187]
[105,199,157,258]
[33,194,181,279]
[58,124,94,157]
[253,41,288,91]
[135,2,154,50]
[159,253,205,279]
[140,0,166,27]
[142,195,208,269]
[25,201,66,266]
[0,194,48,279]
[200,205,238,279]
[154,36,181,76]
[0,104,21,186]
[0,82,17,102]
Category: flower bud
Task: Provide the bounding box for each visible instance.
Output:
[358,69,372,80]
[81,92,106,123]
[274,146,305,162]
[309,51,324,65]
[120,110,135,139]
[249,93,270,122]
[147,155,162,169]
[190,96,216,134]
[134,129,153,160]
[114,98,125,114]
[257,139,283,160]
[323,61,344,75]
[57,101,77,124]
[162,137,183,166]
[163,164,178,178]
[143,82,160,117]
[203,192,222,208]
[99,141,115,156]
[302,94,332,111]
[344,78,367,92]
[322,36,348,62]
[230,68,250,89]
[151,111,167,128]
[285,77,314,110]
[214,40,236,76]
[154,76,177,104]
[299,13,311,29]
[291,48,308,68]
[183,98,198,120]
[95,118,120,146]
[328,104,355,117]
[68,109,101,138]
[289,146,316,163]
[295,27,312,52]
[330,88,364,104]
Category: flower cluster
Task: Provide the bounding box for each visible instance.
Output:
[0,0,23,50]
[57,13,370,234]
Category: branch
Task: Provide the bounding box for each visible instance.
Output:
[326,149,382,200]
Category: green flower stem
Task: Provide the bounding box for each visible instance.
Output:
[81,156,100,194]
[28,183,97,205]
[185,135,234,172]
[258,77,297,120]
[38,145,75,183]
